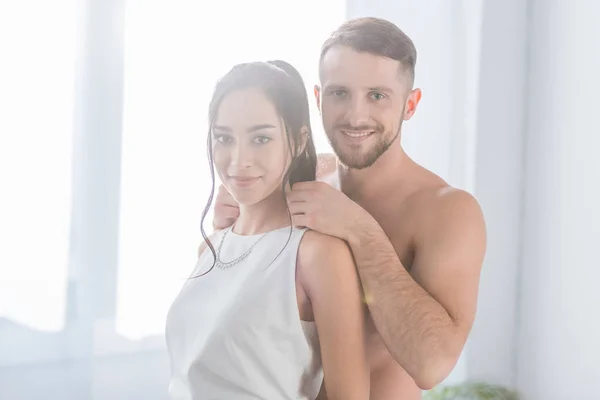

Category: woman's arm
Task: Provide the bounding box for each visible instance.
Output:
[298,231,370,400]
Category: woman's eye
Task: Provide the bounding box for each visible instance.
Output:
[253,136,271,145]
[214,135,232,144]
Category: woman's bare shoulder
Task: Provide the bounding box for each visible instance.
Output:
[296,230,356,291]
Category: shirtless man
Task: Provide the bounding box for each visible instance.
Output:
[213,17,487,399]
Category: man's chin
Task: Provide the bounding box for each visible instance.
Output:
[336,154,376,170]
[332,139,395,170]
[330,145,373,169]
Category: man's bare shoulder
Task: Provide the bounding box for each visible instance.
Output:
[412,184,483,219]
[407,185,487,255]
[395,161,481,224]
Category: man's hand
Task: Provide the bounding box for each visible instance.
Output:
[287,181,369,241]
[212,184,239,231]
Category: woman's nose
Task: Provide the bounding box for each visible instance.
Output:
[230,142,253,169]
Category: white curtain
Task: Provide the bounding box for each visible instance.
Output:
[0,1,77,333]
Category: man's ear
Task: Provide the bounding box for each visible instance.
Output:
[314,85,321,112]
[404,88,422,121]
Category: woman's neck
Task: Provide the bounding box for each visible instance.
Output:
[233,191,291,235]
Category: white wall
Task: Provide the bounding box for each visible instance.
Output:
[517,0,600,398]
[466,0,528,387]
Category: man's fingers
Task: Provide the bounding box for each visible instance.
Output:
[216,184,238,207]
[291,213,310,229]
[291,181,320,192]
[212,208,238,231]
[287,188,313,203]
[212,217,235,231]
[288,199,315,216]
[217,194,238,208]
[213,184,239,231]
[219,200,238,208]
[215,204,240,219]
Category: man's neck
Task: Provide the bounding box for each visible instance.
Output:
[339,144,409,202]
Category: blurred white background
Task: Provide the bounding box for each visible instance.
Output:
[0,0,598,399]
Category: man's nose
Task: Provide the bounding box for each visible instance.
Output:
[345,97,370,128]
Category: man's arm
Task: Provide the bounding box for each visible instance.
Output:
[347,189,486,390]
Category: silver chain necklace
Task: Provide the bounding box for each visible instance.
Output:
[214,226,270,270]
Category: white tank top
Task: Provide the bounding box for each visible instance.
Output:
[165,226,323,399]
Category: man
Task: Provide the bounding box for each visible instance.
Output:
[213,17,486,399]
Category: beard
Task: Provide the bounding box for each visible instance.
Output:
[326,119,402,170]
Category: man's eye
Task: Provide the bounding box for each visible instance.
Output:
[370,92,386,101]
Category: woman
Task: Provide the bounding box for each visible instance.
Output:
[165,60,369,399]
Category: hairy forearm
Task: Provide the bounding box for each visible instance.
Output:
[347,220,459,387]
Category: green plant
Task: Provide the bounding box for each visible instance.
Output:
[424,382,519,400]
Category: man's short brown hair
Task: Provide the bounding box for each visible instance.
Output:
[320,17,417,85]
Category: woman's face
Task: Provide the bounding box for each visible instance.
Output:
[212,87,292,206]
